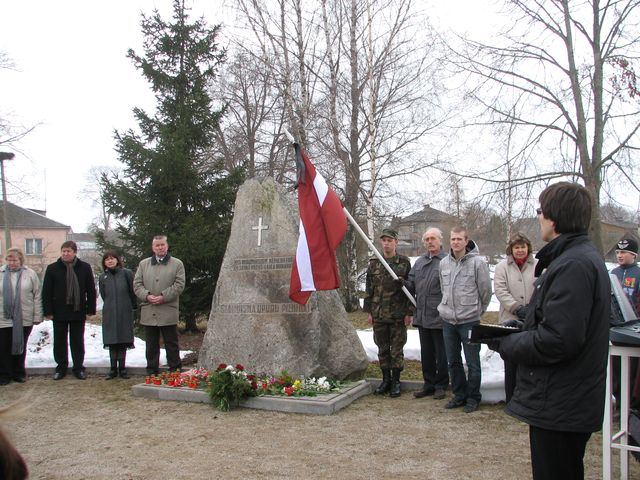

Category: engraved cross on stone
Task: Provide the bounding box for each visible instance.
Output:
[251,217,269,247]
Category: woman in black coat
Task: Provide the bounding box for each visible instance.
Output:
[98,251,136,379]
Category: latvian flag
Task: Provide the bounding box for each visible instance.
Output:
[289,144,347,305]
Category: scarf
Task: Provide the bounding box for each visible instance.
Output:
[64,258,81,312]
[3,266,25,355]
[514,256,527,269]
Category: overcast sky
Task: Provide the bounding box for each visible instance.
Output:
[0,1,493,232]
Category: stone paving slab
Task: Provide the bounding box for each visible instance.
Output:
[131,379,372,415]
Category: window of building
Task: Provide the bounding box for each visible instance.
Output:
[25,238,43,255]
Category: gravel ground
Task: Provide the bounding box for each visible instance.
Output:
[1,375,636,480]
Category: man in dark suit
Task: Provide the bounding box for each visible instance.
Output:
[42,240,96,380]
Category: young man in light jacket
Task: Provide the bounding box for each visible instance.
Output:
[437,226,491,413]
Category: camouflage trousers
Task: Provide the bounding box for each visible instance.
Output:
[372,321,407,370]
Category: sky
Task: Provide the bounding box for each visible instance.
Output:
[0,1,495,233]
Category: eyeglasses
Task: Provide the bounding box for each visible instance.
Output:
[536,208,543,215]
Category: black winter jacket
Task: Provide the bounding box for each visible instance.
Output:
[497,233,610,432]
[42,257,97,322]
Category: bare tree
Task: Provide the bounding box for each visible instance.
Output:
[211,48,290,181]
[80,165,119,232]
[446,0,640,254]
[230,0,446,310]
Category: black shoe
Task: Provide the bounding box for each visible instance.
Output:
[433,389,446,400]
[146,368,159,376]
[375,369,392,395]
[119,369,130,379]
[53,372,66,381]
[105,370,117,380]
[463,401,479,413]
[413,387,435,399]
[12,376,26,383]
[73,371,87,380]
[0,378,10,386]
[389,369,402,398]
[445,398,465,409]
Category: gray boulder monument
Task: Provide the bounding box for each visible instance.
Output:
[198,177,368,380]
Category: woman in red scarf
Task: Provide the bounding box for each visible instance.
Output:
[494,232,537,402]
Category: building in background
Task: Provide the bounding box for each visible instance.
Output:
[390,204,458,257]
[0,200,70,276]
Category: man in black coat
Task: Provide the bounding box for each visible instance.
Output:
[42,241,97,380]
[490,182,610,480]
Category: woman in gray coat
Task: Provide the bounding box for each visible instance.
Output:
[0,248,42,385]
[99,251,136,379]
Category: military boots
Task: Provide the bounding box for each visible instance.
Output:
[375,368,392,394]
[389,369,402,397]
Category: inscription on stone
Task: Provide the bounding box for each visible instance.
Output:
[233,256,294,271]
[214,303,310,314]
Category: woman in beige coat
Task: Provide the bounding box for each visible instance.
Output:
[0,248,42,385]
[493,232,537,402]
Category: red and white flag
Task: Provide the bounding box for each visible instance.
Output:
[289,144,347,305]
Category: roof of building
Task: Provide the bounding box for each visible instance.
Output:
[67,232,96,242]
[0,201,70,229]
[396,204,457,224]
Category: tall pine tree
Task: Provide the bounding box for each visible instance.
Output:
[100,0,243,331]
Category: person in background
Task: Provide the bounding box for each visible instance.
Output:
[611,237,640,315]
[490,182,610,480]
[0,248,42,385]
[42,240,96,380]
[363,228,414,398]
[406,227,449,400]
[99,250,137,380]
[610,237,640,408]
[133,235,185,375]
[438,226,492,413]
[493,232,537,402]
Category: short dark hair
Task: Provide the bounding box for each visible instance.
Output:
[506,232,532,256]
[61,240,77,252]
[539,182,592,234]
[101,250,123,269]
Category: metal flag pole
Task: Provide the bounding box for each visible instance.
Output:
[284,128,416,307]
[341,207,416,307]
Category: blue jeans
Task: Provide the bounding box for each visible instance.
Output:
[442,321,481,404]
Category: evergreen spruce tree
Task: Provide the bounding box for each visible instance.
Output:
[100,0,243,332]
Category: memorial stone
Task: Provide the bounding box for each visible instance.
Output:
[199,177,368,379]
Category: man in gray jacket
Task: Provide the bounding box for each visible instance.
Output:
[438,226,491,413]
[134,235,185,374]
[406,227,449,400]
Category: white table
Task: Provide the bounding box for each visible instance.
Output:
[603,344,640,479]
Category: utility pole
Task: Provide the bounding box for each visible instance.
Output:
[0,152,15,251]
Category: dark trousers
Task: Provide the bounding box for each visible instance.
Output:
[417,326,449,391]
[529,425,591,480]
[144,325,181,372]
[53,320,86,374]
[0,326,33,381]
[504,359,517,403]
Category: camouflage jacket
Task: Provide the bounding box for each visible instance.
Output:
[363,254,414,323]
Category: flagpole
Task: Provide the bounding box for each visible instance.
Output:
[284,127,415,308]
[342,208,416,307]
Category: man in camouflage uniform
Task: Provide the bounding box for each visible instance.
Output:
[363,228,414,397]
